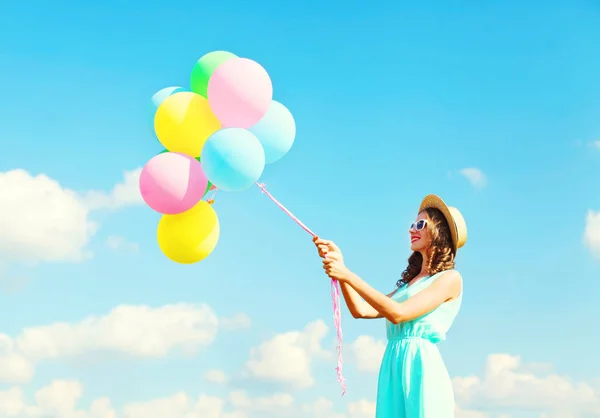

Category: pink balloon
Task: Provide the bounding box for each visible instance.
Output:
[208,58,273,128]
[139,152,208,215]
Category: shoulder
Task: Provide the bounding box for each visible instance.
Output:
[438,269,462,281]
[433,269,462,299]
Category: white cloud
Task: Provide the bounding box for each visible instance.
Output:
[204,369,228,384]
[11,352,598,418]
[0,169,97,264]
[453,353,600,417]
[83,168,143,210]
[228,390,293,412]
[122,392,235,418]
[590,140,600,149]
[455,405,489,418]
[16,303,218,362]
[120,390,293,418]
[0,379,117,418]
[349,335,386,374]
[34,380,84,415]
[1,304,250,385]
[120,389,363,418]
[105,235,139,253]
[0,168,142,268]
[0,334,34,384]
[347,399,376,418]
[459,168,487,189]
[584,210,600,258]
[300,397,345,418]
[220,313,252,331]
[244,320,332,389]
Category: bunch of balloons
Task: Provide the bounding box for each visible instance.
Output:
[140,51,297,264]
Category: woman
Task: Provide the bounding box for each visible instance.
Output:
[314,194,467,418]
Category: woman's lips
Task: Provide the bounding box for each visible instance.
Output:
[411,236,420,243]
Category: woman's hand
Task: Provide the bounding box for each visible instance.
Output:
[313,237,351,282]
[313,237,343,259]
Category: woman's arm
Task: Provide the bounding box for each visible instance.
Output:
[312,237,399,319]
[345,270,462,324]
[339,282,394,319]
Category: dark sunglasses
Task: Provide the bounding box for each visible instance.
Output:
[410,219,428,231]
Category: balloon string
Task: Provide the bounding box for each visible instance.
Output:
[255,182,316,237]
[255,182,347,396]
[206,188,218,205]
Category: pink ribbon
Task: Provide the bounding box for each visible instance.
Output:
[256,182,347,396]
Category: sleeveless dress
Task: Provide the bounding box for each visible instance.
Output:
[375,270,462,418]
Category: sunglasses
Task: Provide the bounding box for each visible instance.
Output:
[410,219,428,231]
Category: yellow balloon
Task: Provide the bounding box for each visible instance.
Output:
[157,200,220,264]
[154,92,221,157]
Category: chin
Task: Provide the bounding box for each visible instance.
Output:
[410,241,425,252]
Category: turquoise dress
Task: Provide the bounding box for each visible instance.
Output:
[376,270,462,418]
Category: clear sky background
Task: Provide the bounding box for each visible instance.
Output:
[1,1,599,417]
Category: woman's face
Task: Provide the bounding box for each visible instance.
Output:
[409,211,431,252]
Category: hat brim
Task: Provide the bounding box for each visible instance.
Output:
[418,194,459,254]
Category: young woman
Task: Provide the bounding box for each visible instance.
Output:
[314,194,467,418]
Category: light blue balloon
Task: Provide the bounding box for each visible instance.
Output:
[249,100,296,164]
[149,86,186,134]
[201,128,266,191]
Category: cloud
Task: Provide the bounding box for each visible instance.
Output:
[349,335,386,374]
[453,353,600,417]
[5,351,597,418]
[123,390,288,418]
[455,405,489,418]
[16,303,218,362]
[204,369,228,384]
[0,379,116,418]
[122,392,234,418]
[0,303,220,384]
[584,210,600,258]
[105,235,139,253]
[300,397,346,418]
[0,377,372,418]
[0,169,97,264]
[244,320,332,389]
[459,168,487,189]
[228,390,294,413]
[0,168,143,268]
[83,168,143,210]
[347,399,376,418]
[590,140,600,149]
[220,313,252,331]
[0,334,34,384]
[118,388,370,418]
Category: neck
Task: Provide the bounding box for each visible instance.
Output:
[419,251,429,276]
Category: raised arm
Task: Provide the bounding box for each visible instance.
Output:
[339,282,395,319]
[314,237,393,319]
[345,269,462,324]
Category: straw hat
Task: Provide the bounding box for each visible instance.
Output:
[419,194,467,253]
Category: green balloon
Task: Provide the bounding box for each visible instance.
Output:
[158,149,212,197]
[190,51,237,98]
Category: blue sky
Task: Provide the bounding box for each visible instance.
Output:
[0,1,599,417]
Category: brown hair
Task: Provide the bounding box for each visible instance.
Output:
[396,207,455,287]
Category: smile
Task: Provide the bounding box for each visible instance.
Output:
[411,236,420,243]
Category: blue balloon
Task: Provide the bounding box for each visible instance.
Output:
[201,128,265,191]
[149,86,186,133]
[249,100,296,164]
